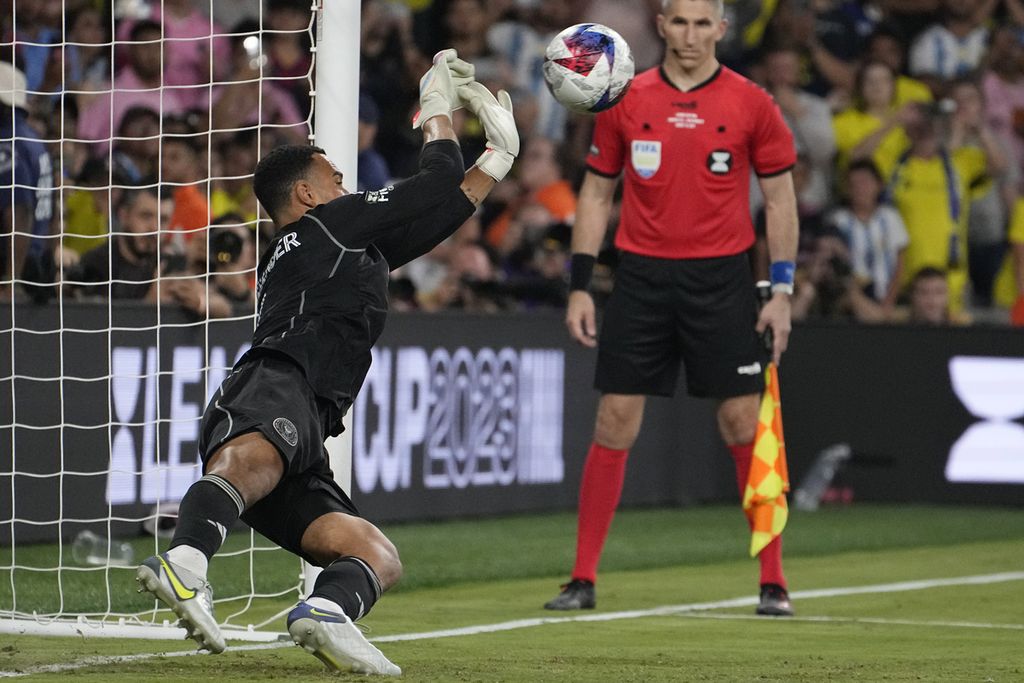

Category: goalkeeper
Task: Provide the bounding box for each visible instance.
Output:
[135,51,518,675]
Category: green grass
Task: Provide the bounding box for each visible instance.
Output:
[383,504,1024,588]
[2,504,1023,681]
[4,504,1024,615]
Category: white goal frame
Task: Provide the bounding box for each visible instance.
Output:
[0,0,358,642]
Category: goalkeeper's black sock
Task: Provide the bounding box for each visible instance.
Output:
[168,474,244,562]
[309,556,382,621]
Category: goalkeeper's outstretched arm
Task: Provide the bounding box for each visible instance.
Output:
[377,53,520,269]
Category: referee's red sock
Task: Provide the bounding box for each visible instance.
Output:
[571,442,629,584]
[729,442,787,589]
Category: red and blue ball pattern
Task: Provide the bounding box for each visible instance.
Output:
[543,23,635,114]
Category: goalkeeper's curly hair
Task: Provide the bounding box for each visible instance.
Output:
[253,144,326,225]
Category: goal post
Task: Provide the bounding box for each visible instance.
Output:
[0,0,358,641]
[305,0,360,598]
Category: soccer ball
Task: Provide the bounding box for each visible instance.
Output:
[542,23,635,114]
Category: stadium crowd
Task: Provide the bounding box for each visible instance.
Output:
[2,0,1024,325]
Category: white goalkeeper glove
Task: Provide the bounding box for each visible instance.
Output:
[448,53,475,91]
[413,49,474,128]
[457,81,520,182]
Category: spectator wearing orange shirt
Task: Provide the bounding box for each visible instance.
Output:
[485,136,576,257]
[161,135,210,245]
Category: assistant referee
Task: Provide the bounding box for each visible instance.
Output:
[545,0,800,616]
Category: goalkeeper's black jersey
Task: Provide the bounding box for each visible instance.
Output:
[240,140,474,436]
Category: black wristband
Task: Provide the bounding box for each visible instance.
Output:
[569,253,596,292]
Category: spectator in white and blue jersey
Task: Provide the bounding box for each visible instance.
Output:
[0,62,54,301]
[488,0,573,141]
[829,159,909,310]
[908,0,993,92]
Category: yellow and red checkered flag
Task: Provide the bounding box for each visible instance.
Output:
[742,362,790,557]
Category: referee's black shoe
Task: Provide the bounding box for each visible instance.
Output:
[543,579,596,610]
[756,583,794,616]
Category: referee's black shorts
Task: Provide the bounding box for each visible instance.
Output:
[595,251,766,399]
[198,353,358,565]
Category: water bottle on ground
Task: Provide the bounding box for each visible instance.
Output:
[794,443,853,511]
[71,530,135,567]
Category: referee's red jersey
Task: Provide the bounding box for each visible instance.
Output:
[586,65,796,259]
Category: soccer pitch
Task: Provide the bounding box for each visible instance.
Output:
[2,505,1022,681]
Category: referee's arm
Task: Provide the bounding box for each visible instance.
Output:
[571,170,617,258]
[756,169,798,364]
[565,170,617,347]
[758,170,799,273]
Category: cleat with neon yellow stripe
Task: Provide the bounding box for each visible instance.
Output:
[287,601,401,676]
[136,553,226,653]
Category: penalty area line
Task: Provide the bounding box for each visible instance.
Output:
[1,571,1022,677]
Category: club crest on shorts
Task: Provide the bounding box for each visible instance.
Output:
[707,149,732,175]
[273,417,299,447]
[631,140,661,179]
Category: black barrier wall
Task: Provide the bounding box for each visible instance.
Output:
[1,304,1021,543]
[348,312,728,524]
[782,323,1024,507]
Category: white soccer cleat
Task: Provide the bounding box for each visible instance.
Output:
[136,553,226,653]
[287,601,401,676]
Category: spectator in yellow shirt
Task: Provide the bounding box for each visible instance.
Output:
[833,60,917,183]
[210,130,260,236]
[820,23,934,107]
[865,24,934,107]
[60,158,112,259]
[991,197,1024,325]
[888,104,993,313]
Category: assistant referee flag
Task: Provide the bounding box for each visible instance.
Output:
[743,363,789,557]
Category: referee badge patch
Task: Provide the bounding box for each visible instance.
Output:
[273,417,299,447]
[631,140,661,179]
[707,149,732,175]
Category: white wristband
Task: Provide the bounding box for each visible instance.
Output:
[475,148,514,182]
[771,282,794,296]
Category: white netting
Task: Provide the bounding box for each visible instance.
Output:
[1,0,320,639]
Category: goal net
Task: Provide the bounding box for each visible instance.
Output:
[0,0,334,641]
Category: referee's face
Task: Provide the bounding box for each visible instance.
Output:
[658,0,726,72]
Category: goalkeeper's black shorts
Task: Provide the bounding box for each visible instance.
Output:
[198,352,359,564]
[595,250,766,399]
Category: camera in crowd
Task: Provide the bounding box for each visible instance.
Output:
[209,228,245,269]
[829,254,852,280]
[161,250,188,274]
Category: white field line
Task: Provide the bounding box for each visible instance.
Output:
[675,612,1024,630]
[1,571,1022,678]
[0,643,287,678]
[371,570,1024,642]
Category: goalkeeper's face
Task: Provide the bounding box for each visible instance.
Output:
[297,154,349,210]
